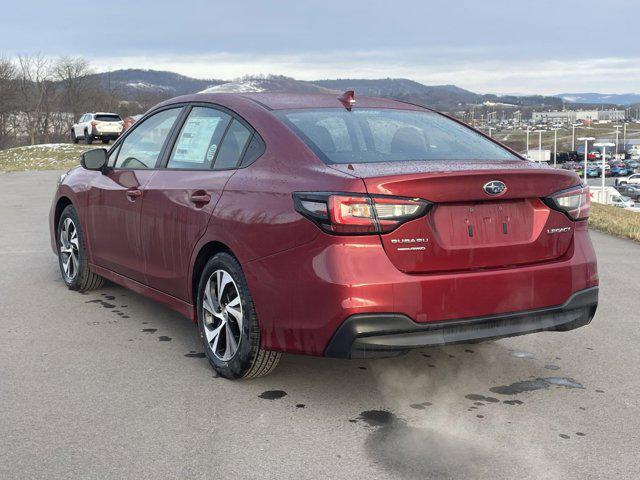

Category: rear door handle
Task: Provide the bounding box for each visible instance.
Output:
[126,189,142,199]
[190,191,211,205]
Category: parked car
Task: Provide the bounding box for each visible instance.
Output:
[610,163,630,177]
[615,173,640,186]
[50,92,598,379]
[586,164,600,177]
[71,112,124,145]
[610,194,635,208]
[122,114,143,132]
[615,184,640,200]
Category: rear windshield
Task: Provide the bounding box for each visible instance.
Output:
[275,108,518,164]
[95,114,122,122]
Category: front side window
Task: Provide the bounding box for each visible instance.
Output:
[276,108,519,164]
[114,108,181,169]
[167,107,231,170]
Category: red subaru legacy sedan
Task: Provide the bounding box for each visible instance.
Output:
[50,92,598,379]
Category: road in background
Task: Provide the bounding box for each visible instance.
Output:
[1,171,638,480]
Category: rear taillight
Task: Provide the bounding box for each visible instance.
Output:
[544,185,590,221]
[293,192,431,234]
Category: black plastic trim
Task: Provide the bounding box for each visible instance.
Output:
[324,286,598,358]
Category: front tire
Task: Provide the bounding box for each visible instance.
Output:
[57,205,104,292]
[196,253,281,379]
[84,130,93,145]
[71,129,79,144]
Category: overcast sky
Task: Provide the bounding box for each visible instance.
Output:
[1,0,637,94]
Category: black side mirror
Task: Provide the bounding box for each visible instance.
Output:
[80,148,108,172]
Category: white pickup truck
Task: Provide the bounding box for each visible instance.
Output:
[71,112,123,145]
[614,173,640,186]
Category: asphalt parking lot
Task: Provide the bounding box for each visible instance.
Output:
[1,170,639,480]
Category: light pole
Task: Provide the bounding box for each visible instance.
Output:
[623,123,627,156]
[578,136,595,184]
[488,127,494,137]
[526,126,530,156]
[614,125,621,157]
[572,124,578,150]
[595,142,615,204]
[535,130,544,162]
[553,129,558,167]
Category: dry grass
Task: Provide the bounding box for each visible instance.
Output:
[0,143,93,171]
[589,202,640,243]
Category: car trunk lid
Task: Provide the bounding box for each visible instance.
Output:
[330,160,580,273]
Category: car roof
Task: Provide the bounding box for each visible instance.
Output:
[157,92,427,112]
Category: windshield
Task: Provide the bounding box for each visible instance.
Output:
[95,114,122,122]
[276,108,519,164]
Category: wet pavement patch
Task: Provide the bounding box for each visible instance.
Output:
[544,364,561,370]
[184,352,206,358]
[358,366,367,370]
[86,299,116,309]
[465,394,500,403]
[502,399,524,406]
[510,351,535,359]
[296,404,306,408]
[142,328,157,333]
[576,432,586,436]
[559,434,570,439]
[357,410,396,427]
[490,377,583,395]
[259,390,287,400]
[158,336,172,342]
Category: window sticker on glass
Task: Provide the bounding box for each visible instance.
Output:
[206,144,217,162]
[167,107,231,170]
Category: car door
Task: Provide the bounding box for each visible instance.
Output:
[85,107,183,282]
[140,105,254,301]
[75,115,86,136]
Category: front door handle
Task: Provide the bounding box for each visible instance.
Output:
[126,189,142,199]
[190,191,211,205]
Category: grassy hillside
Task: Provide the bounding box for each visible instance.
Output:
[590,202,640,243]
[0,144,92,171]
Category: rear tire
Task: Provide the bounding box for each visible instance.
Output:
[84,130,93,145]
[101,139,109,144]
[57,205,104,292]
[196,253,281,379]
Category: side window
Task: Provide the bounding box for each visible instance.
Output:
[213,120,252,170]
[107,144,122,167]
[115,108,181,169]
[167,107,231,170]
[239,134,265,167]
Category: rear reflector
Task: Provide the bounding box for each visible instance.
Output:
[544,185,590,221]
[293,192,431,234]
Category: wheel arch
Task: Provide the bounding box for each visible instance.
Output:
[54,196,73,232]
[190,240,237,307]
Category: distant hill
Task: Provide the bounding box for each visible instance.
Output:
[558,92,640,106]
[87,69,634,110]
[89,69,226,99]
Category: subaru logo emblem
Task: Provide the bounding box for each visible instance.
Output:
[483,180,507,196]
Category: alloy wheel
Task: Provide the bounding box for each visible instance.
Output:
[59,218,79,280]
[202,269,243,361]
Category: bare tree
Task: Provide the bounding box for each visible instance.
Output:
[53,56,95,120]
[16,54,53,145]
[0,56,18,148]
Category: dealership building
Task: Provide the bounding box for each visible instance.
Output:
[532,109,625,124]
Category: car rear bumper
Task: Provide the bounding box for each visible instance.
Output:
[325,286,598,358]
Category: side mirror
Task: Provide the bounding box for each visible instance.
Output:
[80,148,108,172]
